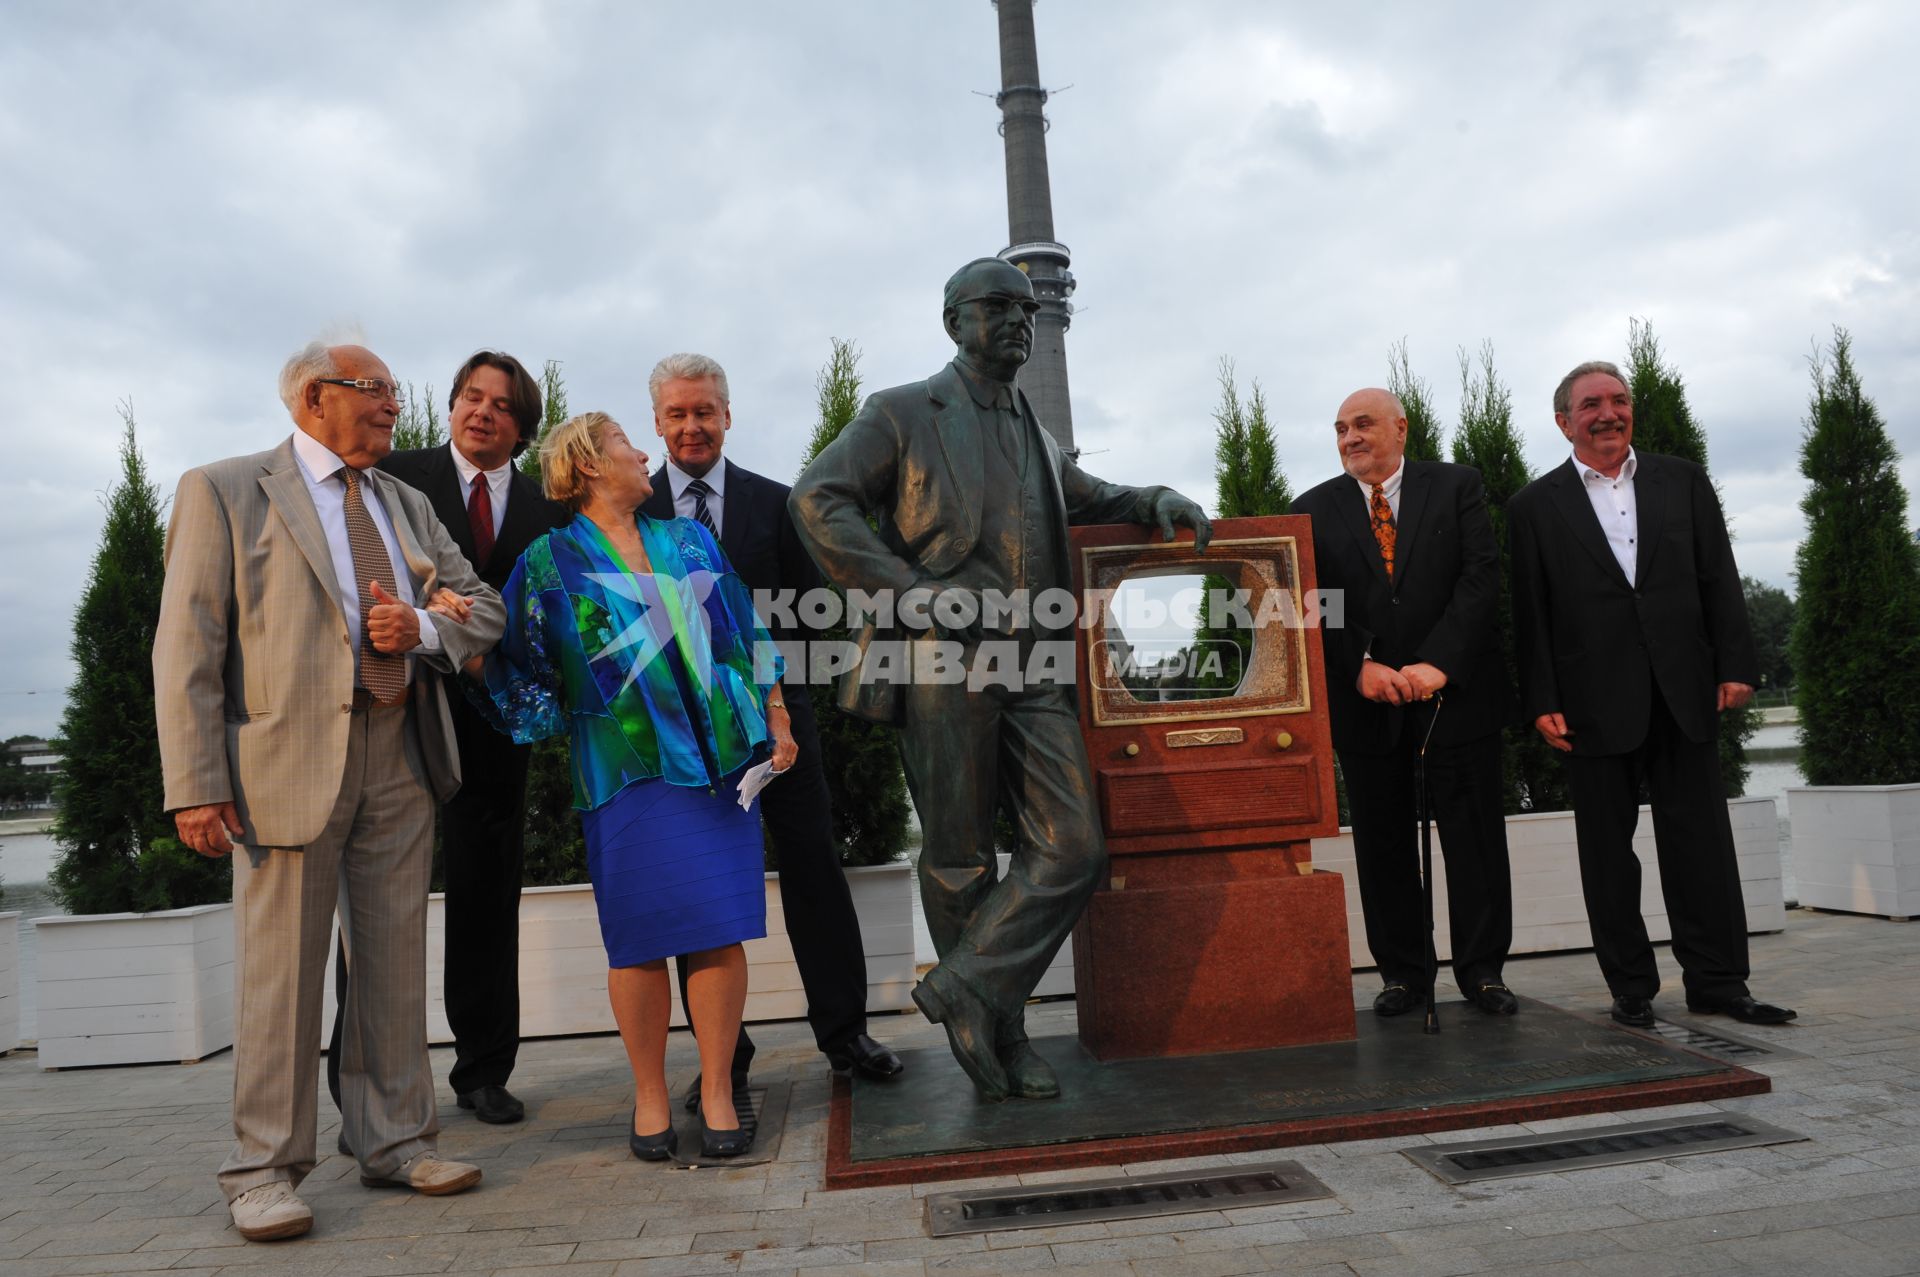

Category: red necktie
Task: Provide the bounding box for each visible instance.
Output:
[468,474,495,569]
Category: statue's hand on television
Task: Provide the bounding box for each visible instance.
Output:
[1149,491,1213,553]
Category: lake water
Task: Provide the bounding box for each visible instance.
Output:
[2,829,63,1043]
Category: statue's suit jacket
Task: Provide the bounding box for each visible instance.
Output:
[1510,451,1757,757]
[153,435,506,848]
[789,361,1163,724]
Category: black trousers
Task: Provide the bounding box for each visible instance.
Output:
[329,689,530,1106]
[1564,693,1750,1002]
[674,691,869,1079]
[1340,728,1512,994]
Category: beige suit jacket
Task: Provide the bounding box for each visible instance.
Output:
[153,435,506,848]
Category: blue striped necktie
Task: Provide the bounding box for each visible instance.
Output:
[686,477,719,538]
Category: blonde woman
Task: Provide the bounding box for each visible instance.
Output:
[462,411,795,1159]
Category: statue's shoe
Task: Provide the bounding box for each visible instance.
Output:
[999,1041,1060,1099]
[911,976,1009,1102]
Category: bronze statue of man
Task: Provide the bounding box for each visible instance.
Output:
[790,257,1212,1100]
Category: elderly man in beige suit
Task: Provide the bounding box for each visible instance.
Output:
[154,341,505,1242]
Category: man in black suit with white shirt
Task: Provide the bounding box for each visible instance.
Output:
[1510,359,1794,1029]
[640,352,903,1092]
[329,350,569,1127]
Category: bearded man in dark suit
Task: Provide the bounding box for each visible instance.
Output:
[329,350,569,1127]
[1510,359,1795,1029]
[1292,388,1518,1019]
[640,352,904,1093]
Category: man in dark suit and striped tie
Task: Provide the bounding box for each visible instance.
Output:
[640,352,903,1095]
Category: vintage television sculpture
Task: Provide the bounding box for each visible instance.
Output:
[1069,514,1356,1058]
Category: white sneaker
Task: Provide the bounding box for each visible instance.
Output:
[359,1153,482,1197]
[228,1181,313,1242]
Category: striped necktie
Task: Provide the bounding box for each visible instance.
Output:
[340,468,408,704]
[686,477,720,538]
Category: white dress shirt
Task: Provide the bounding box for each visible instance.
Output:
[449,441,512,540]
[289,430,442,687]
[665,458,725,537]
[1350,457,1405,522]
[1574,447,1639,583]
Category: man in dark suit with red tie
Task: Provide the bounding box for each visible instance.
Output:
[1292,387,1519,1018]
[330,350,569,1128]
[640,352,903,1093]
[1511,360,1794,1029]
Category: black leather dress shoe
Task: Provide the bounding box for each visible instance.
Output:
[1467,983,1520,1015]
[1686,994,1798,1025]
[456,1084,526,1125]
[1373,984,1419,1016]
[336,1131,352,1157]
[699,1120,752,1159]
[1610,995,1655,1027]
[628,1109,678,1162]
[827,1033,905,1080]
[911,976,1009,1101]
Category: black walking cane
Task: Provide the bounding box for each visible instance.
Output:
[1416,691,1446,1035]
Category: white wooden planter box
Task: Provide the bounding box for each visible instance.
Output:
[0,911,19,1055]
[322,861,916,1045]
[1789,783,1920,919]
[32,903,234,1069]
[1314,796,1784,970]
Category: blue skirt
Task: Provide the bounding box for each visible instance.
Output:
[580,775,768,967]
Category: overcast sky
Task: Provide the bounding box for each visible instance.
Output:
[2,1,1915,738]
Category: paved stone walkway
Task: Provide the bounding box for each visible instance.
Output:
[2,908,1916,1276]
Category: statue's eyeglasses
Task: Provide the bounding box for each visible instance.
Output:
[316,377,401,402]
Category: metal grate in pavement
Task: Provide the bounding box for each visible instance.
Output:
[924,1160,1333,1236]
[1405,1114,1805,1184]
[1643,1016,1806,1061]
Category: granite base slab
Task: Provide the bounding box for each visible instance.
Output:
[825,996,1769,1188]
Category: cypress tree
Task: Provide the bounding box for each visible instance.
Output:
[1623,319,1761,795]
[1792,329,1920,784]
[1386,338,1445,463]
[1210,359,1291,518]
[52,408,230,913]
[391,382,444,452]
[1451,342,1565,814]
[797,339,912,866]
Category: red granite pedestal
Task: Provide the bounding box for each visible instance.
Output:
[1074,861,1356,1059]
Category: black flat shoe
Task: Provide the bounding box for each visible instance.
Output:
[699,1120,752,1159]
[1373,984,1419,1016]
[457,1084,526,1125]
[628,1109,677,1162]
[1610,995,1655,1028]
[1686,994,1797,1025]
[826,1033,905,1080]
[1466,983,1519,1015]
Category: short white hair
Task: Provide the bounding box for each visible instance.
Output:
[278,341,342,417]
[648,353,730,407]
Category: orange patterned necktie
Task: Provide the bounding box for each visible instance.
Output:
[1370,483,1396,581]
[341,468,409,704]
